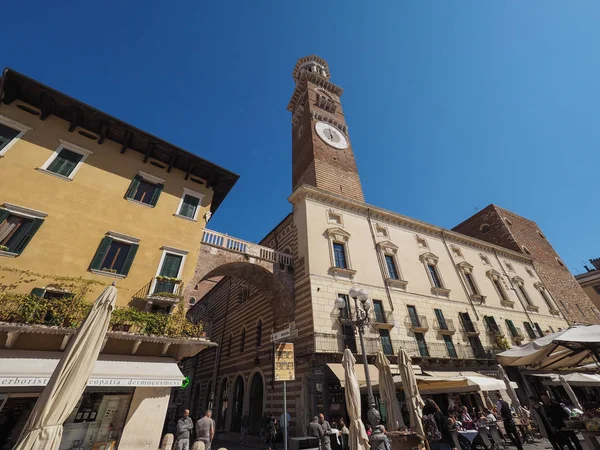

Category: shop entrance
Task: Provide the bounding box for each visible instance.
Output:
[0,395,39,450]
[231,376,244,432]
[248,372,264,435]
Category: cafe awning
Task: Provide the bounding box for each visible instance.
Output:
[532,372,600,386]
[0,350,185,388]
[423,371,517,391]
[326,363,422,388]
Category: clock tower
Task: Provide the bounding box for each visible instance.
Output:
[288,55,365,203]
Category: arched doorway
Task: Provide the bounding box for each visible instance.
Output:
[248,372,264,435]
[231,376,244,432]
[216,378,229,430]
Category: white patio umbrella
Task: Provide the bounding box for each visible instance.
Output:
[559,375,583,411]
[374,351,405,431]
[14,284,117,450]
[342,349,370,450]
[398,348,424,438]
[498,364,524,419]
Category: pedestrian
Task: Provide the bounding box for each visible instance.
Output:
[529,396,561,450]
[195,409,215,450]
[542,393,582,450]
[281,410,291,444]
[267,413,277,449]
[240,411,249,444]
[308,416,325,445]
[495,393,523,450]
[421,398,456,450]
[319,413,332,450]
[338,418,349,450]
[260,412,270,444]
[176,409,194,450]
[370,425,392,450]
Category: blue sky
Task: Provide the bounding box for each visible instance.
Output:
[3,1,599,273]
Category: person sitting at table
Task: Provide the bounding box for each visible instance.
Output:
[483,408,497,425]
[460,406,475,430]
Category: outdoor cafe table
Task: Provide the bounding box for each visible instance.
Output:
[458,430,479,442]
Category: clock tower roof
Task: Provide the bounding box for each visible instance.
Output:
[292,55,331,83]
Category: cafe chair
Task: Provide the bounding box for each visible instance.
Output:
[472,430,493,450]
[488,425,508,450]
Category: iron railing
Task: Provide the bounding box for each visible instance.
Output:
[132,278,184,300]
[433,318,456,334]
[404,315,429,332]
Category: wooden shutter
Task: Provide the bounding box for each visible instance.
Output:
[89,237,113,270]
[160,253,182,277]
[14,218,44,255]
[119,243,139,276]
[0,208,10,225]
[149,183,164,207]
[30,287,46,298]
[47,149,83,177]
[125,175,142,199]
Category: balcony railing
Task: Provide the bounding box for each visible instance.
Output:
[459,320,480,336]
[372,311,395,329]
[483,321,504,337]
[509,327,525,342]
[201,229,293,267]
[405,315,429,332]
[433,318,456,335]
[132,278,184,302]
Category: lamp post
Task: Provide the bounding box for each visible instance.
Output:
[335,287,381,427]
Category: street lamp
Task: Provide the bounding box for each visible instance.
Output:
[335,287,380,427]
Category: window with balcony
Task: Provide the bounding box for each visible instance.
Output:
[534,323,544,338]
[0,116,31,156]
[379,329,393,355]
[154,252,184,294]
[523,322,536,339]
[513,277,537,311]
[0,206,45,257]
[420,252,451,296]
[459,312,478,334]
[407,305,421,328]
[484,316,501,334]
[378,241,407,289]
[434,309,451,333]
[89,232,139,278]
[468,336,486,358]
[338,294,357,352]
[125,172,165,207]
[415,332,429,357]
[443,335,457,358]
[326,228,354,278]
[373,300,385,323]
[486,269,512,306]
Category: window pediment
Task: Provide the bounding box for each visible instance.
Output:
[533,282,545,291]
[456,261,474,273]
[376,240,398,254]
[512,276,524,286]
[486,269,502,280]
[419,252,439,265]
[326,227,351,242]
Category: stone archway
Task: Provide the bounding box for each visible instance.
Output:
[187,252,295,325]
[248,371,265,435]
[230,375,245,432]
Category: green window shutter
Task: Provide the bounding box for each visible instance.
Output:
[119,243,139,276]
[14,218,44,255]
[180,194,199,218]
[149,183,164,207]
[0,124,20,151]
[125,175,142,199]
[160,253,182,277]
[90,237,113,270]
[47,149,83,177]
[0,209,10,225]
[30,287,46,298]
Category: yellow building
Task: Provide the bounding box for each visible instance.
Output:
[0,69,238,450]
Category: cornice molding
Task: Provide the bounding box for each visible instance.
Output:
[288,184,534,265]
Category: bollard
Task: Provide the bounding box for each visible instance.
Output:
[192,441,206,450]
[161,434,174,450]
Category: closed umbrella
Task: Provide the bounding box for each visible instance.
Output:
[484,395,495,411]
[374,351,405,431]
[14,285,117,450]
[498,364,524,419]
[342,349,370,450]
[398,348,424,438]
[559,375,583,411]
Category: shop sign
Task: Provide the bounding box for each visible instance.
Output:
[274,342,295,382]
[0,377,183,387]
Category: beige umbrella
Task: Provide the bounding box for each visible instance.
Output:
[559,375,583,410]
[398,348,424,438]
[497,364,524,419]
[484,395,496,411]
[374,351,405,431]
[14,285,117,450]
[342,349,370,450]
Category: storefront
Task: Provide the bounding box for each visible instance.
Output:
[0,350,186,450]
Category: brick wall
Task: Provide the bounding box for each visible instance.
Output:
[453,204,600,325]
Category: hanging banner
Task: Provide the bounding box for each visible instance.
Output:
[274,343,295,382]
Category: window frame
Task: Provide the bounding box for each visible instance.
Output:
[379,329,394,355]
[333,242,348,269]
[594,285,600,295]
[325,227,355,278]
[486,269,513,307]
[150,246,188,294]
[420,252,450,296]
[38,139,93,181]
[457,261,485,303]
[0,115,32,157]
[377,240,408,289]
[89,231,140,279]
[175,188,205,222]
[513,276,538,312]
[0,204,47,257]
[534,282,560,315]
[125,171,165,208]
[523,322,537,339]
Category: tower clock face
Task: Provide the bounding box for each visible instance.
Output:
[315,121,348,150]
